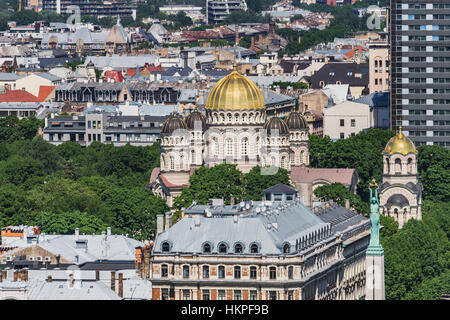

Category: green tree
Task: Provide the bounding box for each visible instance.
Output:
[242,166,290,200]
[174,164,244,209]
[313,182,369,215]
[101,186,168,241]
[33,210,107,235]
[379,214,398,244]
[26,136,61,174]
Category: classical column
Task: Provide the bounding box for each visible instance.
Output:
[365,179,385,300]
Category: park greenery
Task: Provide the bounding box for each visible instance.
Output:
[0,115,448,299]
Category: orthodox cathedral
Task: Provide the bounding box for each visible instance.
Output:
[150,63,310,206]
[379,127,423,228]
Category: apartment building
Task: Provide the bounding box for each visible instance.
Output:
[150,186,370,300]
[206,0,248,24]
[390,0,450,147]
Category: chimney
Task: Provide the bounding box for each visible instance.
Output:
[164,212,172,231]
[156,214,164,234]
[47,275,53,283]
[69,273,74,288]
[13,270,18,282]
[194,214,200,227]
[75,228,79,239]
[230,196,235,206]
[95,270,100,281]
[345,199,350,209]
[233,215,238,224]
[269,21,275,35]
[111,271,116,292]
[250,36,255,48]
[107,227,111,236]
[118,273,123,298]
[2,270,6,280]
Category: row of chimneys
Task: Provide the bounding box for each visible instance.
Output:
[156,212,173,234]
[312,199,350,214]
[0,269,28,282]
[44,270,124,298]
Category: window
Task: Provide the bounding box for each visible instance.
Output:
[269,291,277,300]
[203,243,211,253]
[161,264,168,277]
[241,137,248,156]
[162,242,170,252]
[250,266,257,279]
[340,119,344,127]
[250,243,259,254]
[182,289,190,300]
[395,158,402,174]
[233,290,242,300]
[283,243,290,254]
[202,266,209,279]
[269,267,276,280]
[226,138,233,156]
[218,290,226,300]
[351,119,355,127]
[202,290,210,300]
[218,266,225,279]
[250,290,258,300]
[287,290,294,300]
[234,266,241,279]
[161,288,169,300]
[183,265,190,279]
[340,133,345,139]
[218,243,228,253]
[288,266,294,280]
[170,156,175,170]
[234,243,243,254]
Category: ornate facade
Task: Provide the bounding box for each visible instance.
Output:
[151,65,310,206]
[379,127,422,228]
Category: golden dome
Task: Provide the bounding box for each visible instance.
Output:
[205,65,265,110]
[384,127,418,155]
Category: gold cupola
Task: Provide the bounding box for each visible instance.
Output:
[384,127,418,155]
[205,64,265,110]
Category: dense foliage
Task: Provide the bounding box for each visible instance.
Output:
[314,182,369,215]
[0,116,167,241]
[382,201,450,300]
[173,164,290,209]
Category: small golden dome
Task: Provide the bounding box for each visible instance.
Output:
[205,65,265,110]
[384,127,418,155]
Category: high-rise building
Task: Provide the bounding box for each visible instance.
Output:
[390,1,450,148]
[206,0,247,25]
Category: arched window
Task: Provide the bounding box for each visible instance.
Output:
[161,264,168,277]
[227,113,232,122]
[280,156,286,169]
[162,242,170,252]
[256,136,260,154]
[226,138,233,156]
[235,113,239,122]
[288,266,294,279]
[283,243,290,254]
[170,156,175,170]
[271,156,276,166]
[250,243,259,254]
[290,153,295,165]
[191,150,195,164]
[211,137,217,156]
[241,137,248,156]
[234,243,243,254]
[180,154,184,170]
[386,157,390,173]
[218,243,228,253]
[407,158,413,174]
[395,158,402,174]
[203,243,211,253]
[300,150,305,164]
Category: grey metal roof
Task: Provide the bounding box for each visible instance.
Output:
[355,91,390,107]
[0,73,22,81]
[154,200,330,255]
[263,183,297,194]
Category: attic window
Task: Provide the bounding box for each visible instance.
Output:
[75,240,88,249]
[283,243,291,254]
[161,241,171,252]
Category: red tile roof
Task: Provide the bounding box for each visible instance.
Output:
[105,70,124,83]
[126,69,137,77]
[37,85,55,102]
[0,89,39,103]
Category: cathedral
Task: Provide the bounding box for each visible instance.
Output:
[150,64,310,206]
[379,127,423,228]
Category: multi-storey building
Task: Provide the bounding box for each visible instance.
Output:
[43,112,167,146]
[42,0,137,18]
[390,0,450,147]
[368,34,390,93]
[206,0,247,24]
[150,186,370,300]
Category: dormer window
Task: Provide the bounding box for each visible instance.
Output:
[234,243,243,254]
[218,243,228,253]
[75,240,88,250]
[161,241,170,252]
[283,243,290,254]
[250,243,259,254]
[203,243,211,253]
